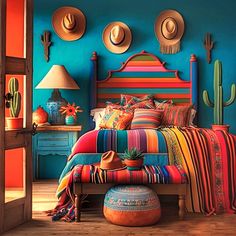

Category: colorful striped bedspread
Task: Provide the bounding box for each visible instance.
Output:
[56,127,236,215]
[58,164,186,188]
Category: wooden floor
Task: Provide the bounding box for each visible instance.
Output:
[3,181,236,236]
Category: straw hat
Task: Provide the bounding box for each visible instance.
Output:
[155,10,184,54]
[103,22,132,54]
[96,150,126,171]
[52,6,86,41]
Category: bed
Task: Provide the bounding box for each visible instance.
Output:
[50,51,236,222]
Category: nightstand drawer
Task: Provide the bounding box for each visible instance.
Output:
[37,133,70,148]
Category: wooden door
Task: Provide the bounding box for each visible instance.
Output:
[0,0,33,233]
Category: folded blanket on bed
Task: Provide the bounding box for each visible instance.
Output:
[51,127,236,221]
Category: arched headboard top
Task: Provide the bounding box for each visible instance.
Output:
[90,51,198,110]
[101,50,183,83]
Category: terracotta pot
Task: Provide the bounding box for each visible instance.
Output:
[124,158,144,170]
[212,124,230,132]
[32,106,48,124]
[6,117,23,129]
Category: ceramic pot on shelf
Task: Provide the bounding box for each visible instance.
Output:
[65,115,76,125]
[32,106,48,125]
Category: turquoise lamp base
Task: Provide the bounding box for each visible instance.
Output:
[46,89,67,125]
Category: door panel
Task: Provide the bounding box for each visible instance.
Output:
[0,0,33,233]
[5,148,25,203]
[6,0,25,58]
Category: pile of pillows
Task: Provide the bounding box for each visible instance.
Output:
[91,94,196,130]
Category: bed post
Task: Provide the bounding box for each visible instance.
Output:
[190,54,198,120]
[89,52,98,129]
[90,51,98,109]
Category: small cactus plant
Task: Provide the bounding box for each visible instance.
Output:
[203,60,236,125]
[122,147,144,171]
[8,77,21,117]
[122,147,144,160]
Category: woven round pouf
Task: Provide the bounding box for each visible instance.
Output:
[103,185,161,226]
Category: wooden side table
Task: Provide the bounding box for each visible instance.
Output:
[33,125,82,179]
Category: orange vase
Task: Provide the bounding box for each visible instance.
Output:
[6,117,23,129]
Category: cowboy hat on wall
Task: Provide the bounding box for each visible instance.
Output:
[52,6,86,41]
[155,9,185,54]
[103,21,132,54]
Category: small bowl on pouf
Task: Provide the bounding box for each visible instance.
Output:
[103,185,161,226]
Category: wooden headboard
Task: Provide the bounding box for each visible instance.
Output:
[90,50,198,110]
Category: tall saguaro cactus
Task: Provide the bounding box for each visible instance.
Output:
[8,77,21,117]
[203,60,236,125]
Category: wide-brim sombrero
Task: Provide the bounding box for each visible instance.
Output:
[103,21,132,54]
[155,10,184,54]
[52,6,86,41]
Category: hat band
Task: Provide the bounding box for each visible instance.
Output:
[109,33,125,46]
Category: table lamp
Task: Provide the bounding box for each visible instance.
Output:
[36,65,80,125]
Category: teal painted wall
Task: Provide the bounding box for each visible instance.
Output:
[33,0,236,134]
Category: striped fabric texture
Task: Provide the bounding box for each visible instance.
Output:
[66,127,236,215]
[156,102,193,126]
[131,109,163,129]
[56,164,187,199]
[97,52,192,107]
[120,94,153,106]
[125,99,155,110]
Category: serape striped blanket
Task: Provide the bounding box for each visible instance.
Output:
[58,164,186,188]
[51,127,236,221]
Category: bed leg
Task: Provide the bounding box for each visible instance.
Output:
[75,194,81,222]
[178,195,185,220]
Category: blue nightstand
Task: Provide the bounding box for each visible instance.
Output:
[33,125,82,179]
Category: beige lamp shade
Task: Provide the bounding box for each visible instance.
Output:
[36,65,80,89]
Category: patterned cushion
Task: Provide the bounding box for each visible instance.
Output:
[131,109,163,129]
[159,103,193,127]
[120,94,153,106]
[99,109,133,130]
[154,99,173,109]
[105,102,123,111]
[124,99,155,110]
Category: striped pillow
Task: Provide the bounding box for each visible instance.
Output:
[160,104,193,127]
[131,109,163,129]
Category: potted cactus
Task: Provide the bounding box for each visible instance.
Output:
[122,147,144,170]
[203,60,236,132]
[5,77,23,129]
